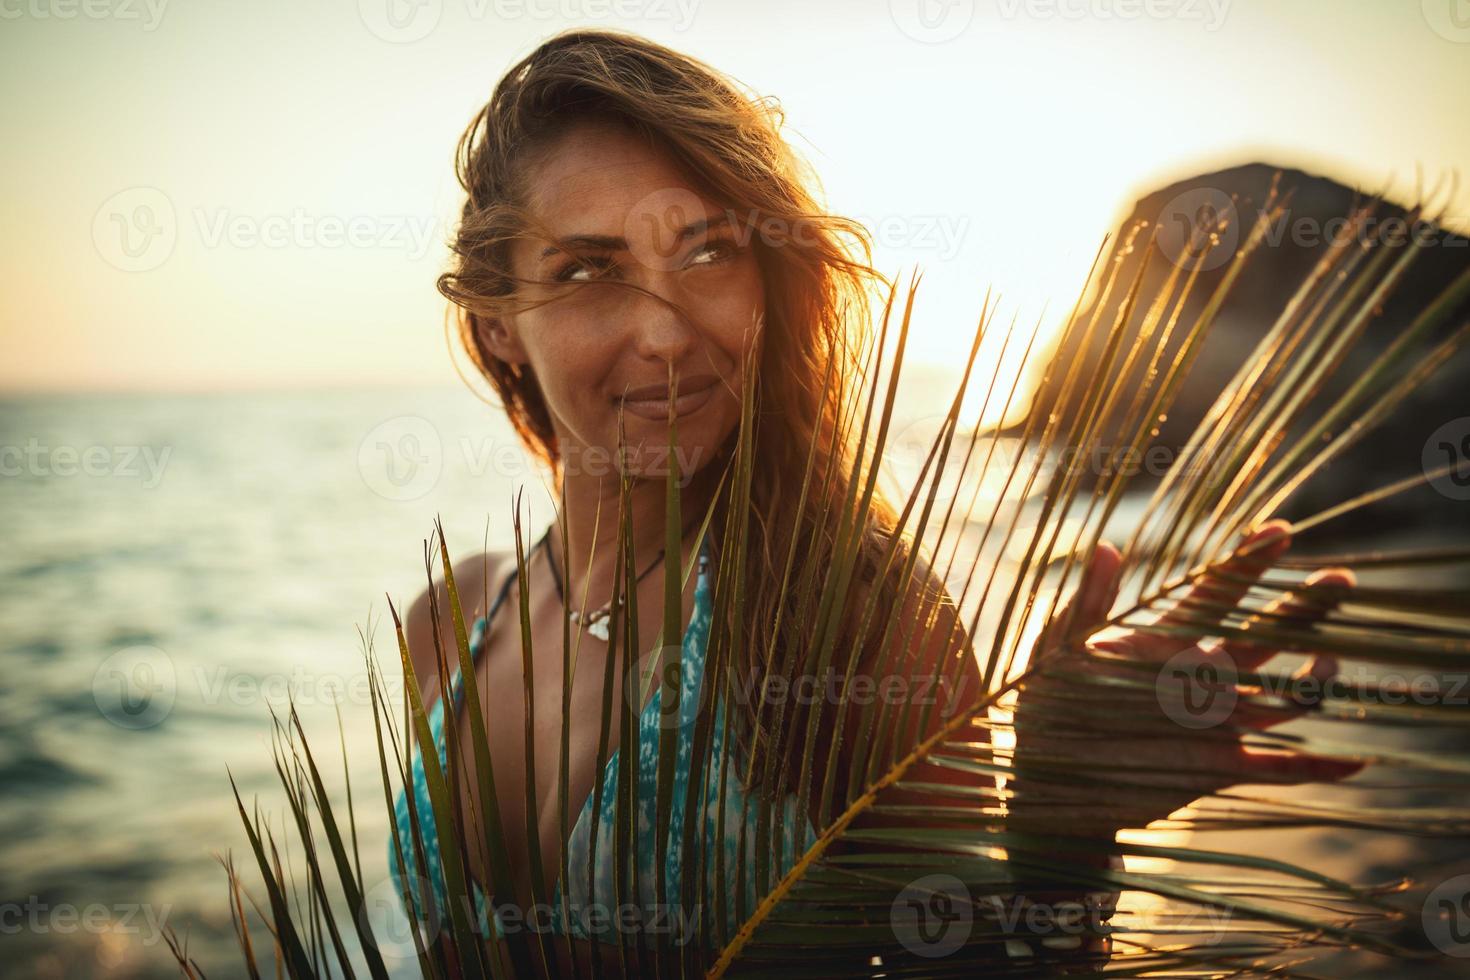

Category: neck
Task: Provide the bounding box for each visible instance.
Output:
[548,445,724,606]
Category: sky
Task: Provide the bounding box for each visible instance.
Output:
[3,0,1468,410]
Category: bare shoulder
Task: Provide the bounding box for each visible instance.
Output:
[850,533,952,618]
[855,534,974,685]
[400,548,515,702]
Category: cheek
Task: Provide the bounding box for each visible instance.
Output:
[697,263,765,366]
[516,313,622,428]
[520,295,623,369]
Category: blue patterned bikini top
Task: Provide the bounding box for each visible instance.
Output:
[387,530,820,945]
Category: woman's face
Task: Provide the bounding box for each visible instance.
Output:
[488,118,764,480]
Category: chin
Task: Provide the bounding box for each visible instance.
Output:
[611,412,737,483]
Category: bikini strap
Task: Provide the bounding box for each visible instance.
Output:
[447,527,553,712]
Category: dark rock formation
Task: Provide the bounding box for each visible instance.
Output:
[1024,162,1470,549]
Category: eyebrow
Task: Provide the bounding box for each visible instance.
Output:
[537,212,733,262]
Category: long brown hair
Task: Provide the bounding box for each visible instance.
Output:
[437,28,927,810]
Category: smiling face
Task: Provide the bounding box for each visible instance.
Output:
[484,117,765,481]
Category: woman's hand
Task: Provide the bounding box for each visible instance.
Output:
[1008,519,1362,839]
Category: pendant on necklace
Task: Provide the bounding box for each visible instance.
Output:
[570,608,614,642]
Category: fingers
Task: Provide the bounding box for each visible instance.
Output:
[1208,565,1355,735]
[1218,565,1356,672]
[1288,650,1341,709]
[1031,542,1122,665]
[1234,649,1343,731]
[1075,542,1122,630]
[1236,745,1365,786]
[1145,521,1294,658]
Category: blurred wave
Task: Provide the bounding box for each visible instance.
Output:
[0,387,553,978]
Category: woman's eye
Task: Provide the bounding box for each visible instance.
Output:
[555,242,739,283]
[687,240,740,267]
[556,255,616,283]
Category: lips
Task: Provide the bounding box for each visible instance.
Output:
[615,372,721,421]
[617,373,720,403]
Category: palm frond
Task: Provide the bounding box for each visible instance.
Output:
[182,180,1470,978]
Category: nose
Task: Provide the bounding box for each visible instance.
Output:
[628,277,698,364]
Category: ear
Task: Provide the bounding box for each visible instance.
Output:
[477,315,530,368]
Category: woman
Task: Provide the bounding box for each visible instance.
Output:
[387,28,1357,975]
[388,29,964,971]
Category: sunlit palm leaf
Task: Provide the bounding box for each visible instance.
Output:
[710,195,1468,976]
[191,179,1470,978]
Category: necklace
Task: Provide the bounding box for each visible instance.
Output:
[540,521,697,642]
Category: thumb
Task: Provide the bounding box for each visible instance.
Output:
[1075,542,1123,630]
[1033,543,1122,663]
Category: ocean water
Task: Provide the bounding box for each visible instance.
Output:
[0,383,970,978]
[3,386,1463,978]
[0,387,560,978]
